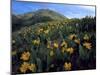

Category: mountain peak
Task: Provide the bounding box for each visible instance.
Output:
[12,9,68,31]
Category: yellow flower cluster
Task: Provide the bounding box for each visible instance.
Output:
[47,39,75,55]
[19,50,37,73]
[36,27,50,35]
[20,51,30,61]
[32,39,40,45]
[83,42,92,50]
[19,62,36,73]
[64,62,72,71]
[61,47,74,54]
[34,20,68,35]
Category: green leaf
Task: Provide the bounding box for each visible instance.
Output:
[79,45,89,60]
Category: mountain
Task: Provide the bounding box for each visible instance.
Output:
[12,9,67,31]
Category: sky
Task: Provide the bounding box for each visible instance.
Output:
[12,0,96,18]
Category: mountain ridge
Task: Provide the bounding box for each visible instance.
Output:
[12,9,68,31]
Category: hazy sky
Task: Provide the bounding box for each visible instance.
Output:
[12,0,95,18]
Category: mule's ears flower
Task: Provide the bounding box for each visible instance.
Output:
[20,51,30,61]
[64,62,72,71]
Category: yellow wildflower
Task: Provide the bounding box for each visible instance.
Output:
[44,29,49,34]
[53,42,59,48]
[20,51,30,61]
[47,41,52,49]
[61,41,67,47]
[32,39,40,45]
[83,42,92,50]
[69,34,77,40]
[74,39,80,44]
[61,47,66,53]
[28,64,36,72]
[66,47,74,54]
[83,34,89,41]
[19,62,30,73]
[50,50,54,56]
[64,62,72,71]
[47,44,50,49]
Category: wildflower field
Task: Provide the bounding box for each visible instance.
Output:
[12,15,96,74]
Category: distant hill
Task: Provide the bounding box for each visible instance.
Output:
[12,9,67,31]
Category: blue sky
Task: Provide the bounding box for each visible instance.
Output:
[12,0,95,18]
